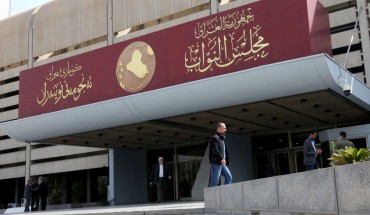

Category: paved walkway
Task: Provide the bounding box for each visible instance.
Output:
[3,201,205,215]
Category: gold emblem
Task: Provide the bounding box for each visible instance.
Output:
[116,41,156,92]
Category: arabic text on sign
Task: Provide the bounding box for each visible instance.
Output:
[185,8,270,74]
[36,62,93,106]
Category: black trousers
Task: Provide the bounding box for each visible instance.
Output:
[40,195,47,210]
[156,178,166,202]
[31,193,39,211]
[24,196,31,211]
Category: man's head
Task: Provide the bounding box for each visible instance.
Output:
[309,130,318,139]
[340,131,347,138]
[28,179,32,184]
[216,122,227,136]
[158,156,164,164]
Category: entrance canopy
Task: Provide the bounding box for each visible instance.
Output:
[1,54,370,149]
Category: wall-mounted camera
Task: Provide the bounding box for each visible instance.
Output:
[343,83,351,96]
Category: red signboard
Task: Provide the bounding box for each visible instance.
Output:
[19,0,331,118]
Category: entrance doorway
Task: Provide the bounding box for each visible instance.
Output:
[176,156,202,200]
[255,150,291,178]
[253,131,328,178]
[147,144,206,202]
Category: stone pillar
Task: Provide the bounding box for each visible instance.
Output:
[210,0,218,14]
[226,133,253,182]
[356,0,370,85]
[15,178,20,206]
[25,142,31,182]
[86,169,91,203]
[109,148,147,205]
[107,0,113,45]
[108,148,115,205]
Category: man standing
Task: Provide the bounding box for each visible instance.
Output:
[303,131,322,171]
[336,131,354,150]
[150,156,172,203]
[31,179,40,211]
[39,178,48,210]
[23,179,32,212]
[209,122,232,187]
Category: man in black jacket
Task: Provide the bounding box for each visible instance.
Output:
[24,179,33,212]
[209,122,232,187]
[31,179,40,211]
[150,156,172,203]
[39,178,48,210]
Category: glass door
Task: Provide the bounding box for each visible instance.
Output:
[175,155,202,200]
[275,152,290,175]
[255,151,291,178]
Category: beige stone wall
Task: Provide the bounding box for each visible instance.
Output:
[0,0,212,180]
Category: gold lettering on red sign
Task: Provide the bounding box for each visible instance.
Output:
[185,8,270,73]
[36,62,93,106]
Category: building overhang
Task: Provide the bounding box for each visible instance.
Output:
[1,54,370,143]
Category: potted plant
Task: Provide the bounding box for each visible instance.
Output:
[328,147,370,166]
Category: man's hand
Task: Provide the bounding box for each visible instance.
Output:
[221,159,226,165]
[168,176,172,180]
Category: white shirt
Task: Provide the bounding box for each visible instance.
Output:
[311,140,316,151]
[159,164,164,177]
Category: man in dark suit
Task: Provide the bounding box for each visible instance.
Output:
[150,156,172,203]
[24,179,32,212]
[303,131,322,171]
[31,179,40,211]
[39,178,48,210]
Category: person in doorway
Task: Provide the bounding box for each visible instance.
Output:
[336,131,354,150]
[39,178,48,210]
[150,156,172,203]
[23,179,33,212]
[31,179,40,211]
[209,122,232,187]
[303,130,322,171]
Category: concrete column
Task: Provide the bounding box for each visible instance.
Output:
[86,169,91,203]
[287,130,295,173]
[28,6,42,68]
[227,134,254,182]
[109,148,148,205]
[108,148,115,205]
[210,0,218,14]
[107,0,113,45]
[15,178,20,206]
[356,0,370,85]
[25,142,31,182]
[173,146,179,200]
